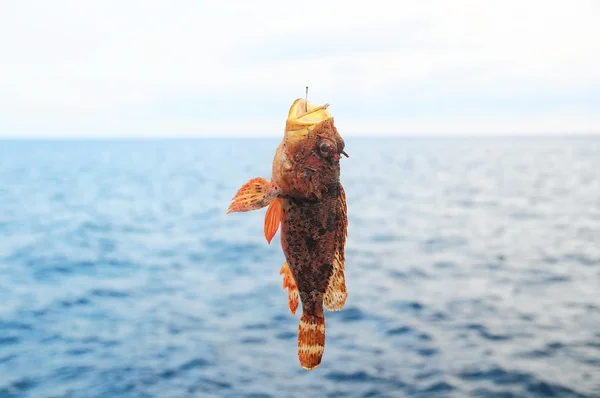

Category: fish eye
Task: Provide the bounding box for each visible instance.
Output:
[319,142,330,155]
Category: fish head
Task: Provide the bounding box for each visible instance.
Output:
[272,98,347,199]
[285,99,347,158]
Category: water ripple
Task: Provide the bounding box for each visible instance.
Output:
[0,137,599,397]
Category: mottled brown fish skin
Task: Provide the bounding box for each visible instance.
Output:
[280,180,342,369]
[282,182,340,310]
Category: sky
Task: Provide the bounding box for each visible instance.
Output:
[0,0,599,138]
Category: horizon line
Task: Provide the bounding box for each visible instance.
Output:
[0,131,599,140]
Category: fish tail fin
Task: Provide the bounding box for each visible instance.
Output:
[280,261,298,315]
[226,177,280,214]
[298,311,325,370]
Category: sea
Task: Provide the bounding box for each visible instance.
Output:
[0,137,599,398]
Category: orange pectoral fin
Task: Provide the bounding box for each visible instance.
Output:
[264,197,283,244]
[226,178,281,214]
[280,262,299,315]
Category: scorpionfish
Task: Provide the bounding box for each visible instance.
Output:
[227,98,349,370]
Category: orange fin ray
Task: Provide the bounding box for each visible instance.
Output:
[324,183,348,311]
[280,262,299,315]
[324,251,347,311]
[226,177,281,214]
[264,197,283,244]
[298,312,325,370]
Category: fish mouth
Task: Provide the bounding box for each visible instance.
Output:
[287,99,331,128]
[293,98,329,118]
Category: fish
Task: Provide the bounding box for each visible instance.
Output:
[226,97,349,370]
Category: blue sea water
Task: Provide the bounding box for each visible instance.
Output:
[0,137,599,398]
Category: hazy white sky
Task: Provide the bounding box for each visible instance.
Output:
[1,0,599,137]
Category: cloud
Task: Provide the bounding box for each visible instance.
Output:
[0,0,599,137]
